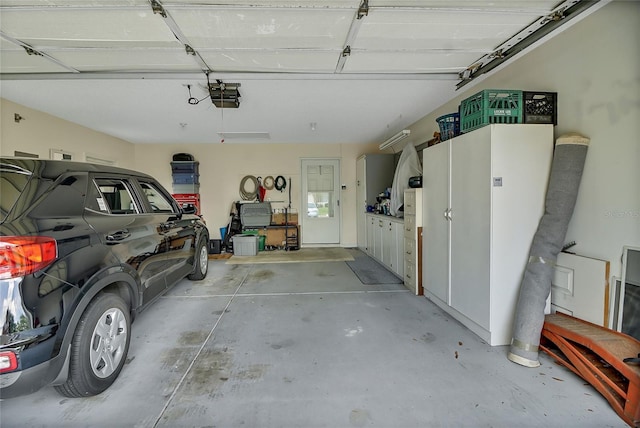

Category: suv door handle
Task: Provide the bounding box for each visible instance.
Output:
[106,230,131,241]
[159,222,176,233]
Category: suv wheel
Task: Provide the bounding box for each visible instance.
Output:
[188,236,209,280]
[55,293,130,397]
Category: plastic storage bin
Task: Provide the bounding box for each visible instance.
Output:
[171,161,199,174]
[172,183,199,194]
[460,89,523,133]
[232,235,259,256]
[436,112,460,141]
[172,172,199,184]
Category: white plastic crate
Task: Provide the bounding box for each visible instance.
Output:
[233,235,259,256]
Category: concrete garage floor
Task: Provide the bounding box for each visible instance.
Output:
[1,250,626,428]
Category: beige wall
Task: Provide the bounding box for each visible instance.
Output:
[0,98,378,247]
[0,99,135,167]
[133,142,377,246]
[403,1,640,277]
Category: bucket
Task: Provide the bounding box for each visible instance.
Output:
[219,227,227,241]
[258,235,266,251]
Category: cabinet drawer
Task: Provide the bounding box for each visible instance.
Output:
[404,237,416,261]
[403,214,416,238]
[404,259,416,285]
[404,190,416,213]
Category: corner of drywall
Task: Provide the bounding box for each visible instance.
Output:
[408,1,640,278]
[1,98,136,166]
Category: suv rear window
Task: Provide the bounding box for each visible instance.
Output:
[0,161,33,223]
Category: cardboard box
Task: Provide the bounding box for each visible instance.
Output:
[258,226,299,247]
[271,213,298,225]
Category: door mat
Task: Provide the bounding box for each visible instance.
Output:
[208,253,232,260]
[345,249,403,285]
[226,247,354,264]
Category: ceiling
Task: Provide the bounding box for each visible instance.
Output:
[0,1,601,145]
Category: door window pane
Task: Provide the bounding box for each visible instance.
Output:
[306,164,334,218]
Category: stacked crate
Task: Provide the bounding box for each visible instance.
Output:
[171,159,201,215]
[459,89,557,134]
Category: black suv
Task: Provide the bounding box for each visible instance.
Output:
[0,158,209,398]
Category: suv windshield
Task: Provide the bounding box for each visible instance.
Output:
[0,161,34,223]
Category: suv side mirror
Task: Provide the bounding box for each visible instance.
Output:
[181,203,197,215]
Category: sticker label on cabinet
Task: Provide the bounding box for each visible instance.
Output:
[493,177,503,187]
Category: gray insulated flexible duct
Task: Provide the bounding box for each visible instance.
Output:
[508,133,590,368]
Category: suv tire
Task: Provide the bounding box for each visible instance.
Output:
[55,293,131,397]
[188,235,209,281]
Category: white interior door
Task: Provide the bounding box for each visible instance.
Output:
[301,159,341,245]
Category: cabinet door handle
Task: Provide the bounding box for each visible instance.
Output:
[444,208,453,221]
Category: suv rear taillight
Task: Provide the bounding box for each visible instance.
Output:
[0,236,57,280]
[0,351,18,373]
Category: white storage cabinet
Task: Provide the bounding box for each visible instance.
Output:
[366,213,404,279]
[422,124,553,346]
